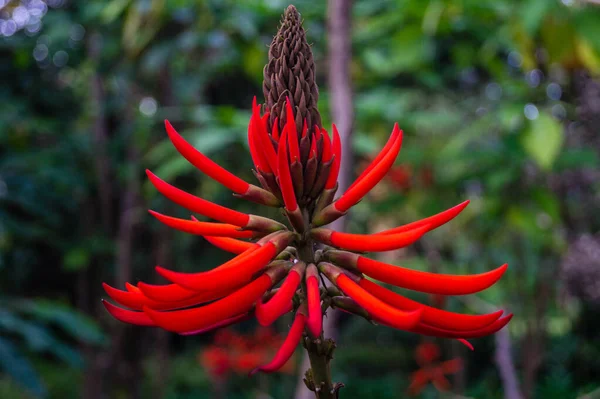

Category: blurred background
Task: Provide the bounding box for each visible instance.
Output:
[1,0,600,398]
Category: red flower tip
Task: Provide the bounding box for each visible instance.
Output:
[146,169,250,227]
[312,223,430,252]
[250,306,306,375]
[377,200,470,235]
[334,124,403,213]
[149,210,256,239]
[325,124,342,190]
[153,243,277,292]
[272,117,280,141]
[306,264,322,338]
[458,339,474,351]
[356,256,508,295]
[143,273,273,333]
[102,299,155,326]
[256,262,304,326]
[203,234,257,254]
[335,274,422,331]
[277,130,299,212]
[164,120,250,195]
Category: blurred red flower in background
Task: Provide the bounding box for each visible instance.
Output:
[200,328,295,381]
[408,341,462,396]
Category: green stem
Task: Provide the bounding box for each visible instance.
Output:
[296,212,343,398]
[302,335,341,399]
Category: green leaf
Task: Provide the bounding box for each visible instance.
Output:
[0,337,46,398]
[16,301,106,346]
[521,112,564,170]
[62,248,90,272]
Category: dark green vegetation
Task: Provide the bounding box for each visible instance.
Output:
[1,1,599,398]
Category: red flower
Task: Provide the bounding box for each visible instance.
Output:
[101,97,510,373]
[101,8,509,377]
[408,342,463,395]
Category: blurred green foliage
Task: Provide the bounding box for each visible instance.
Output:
[1,0,600,398]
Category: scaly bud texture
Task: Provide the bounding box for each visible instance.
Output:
[102,5,510,398]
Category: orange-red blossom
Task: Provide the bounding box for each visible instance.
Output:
[102,98,510,375]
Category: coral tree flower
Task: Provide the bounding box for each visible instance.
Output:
[102,5,510,378]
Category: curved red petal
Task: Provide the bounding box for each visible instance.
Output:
[359,279,502,331]
[180,313,251,336]
[357,256,508,295]
[102,300,155,326]
[334,124,402,212]
[250,308,306,375]
[285,99,301,162]
[143,274,273,333]
[411,314,513,338]
[336,274,421,330]
[103,282,233,311]
[164,120,249,194]
[248,119,272,173]
[155,243,277,291]
[149,210,255,238]
[147,170,250,226]
[306,275,322,338]
[277,130,298,211]
[347,125,399,192]
[325,125,342,190]
[256,269,302,326]
[314,224,428,252]
[203,235,257,254]
[376,200,470,235]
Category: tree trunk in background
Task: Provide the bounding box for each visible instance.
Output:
[495,327,523,399]
[81,31,111,399]
[295,1,354,398]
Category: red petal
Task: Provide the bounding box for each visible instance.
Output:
[285,99,301,162]
[137,281,199,302]
[336,274,421,330]
[155,243,277,291]
[164,120,249,194]
[272,117,280,141]
[312,224,429,252]
[252,106,278,173]
[147,170,250,226]
[306,274,322,338]
[359,279,502,330]
[102,300,155,326]
[248,119,272,173]
[180,313,251,335]
[347,125,399,192]
[103,282,233,311]
[277,130,298,211]
[149,210,255,238]
[325,125,342,190]
[143,274,273,333]
[357,256,508,295]
[376,200,470,235]
[250,307,306,375]
[321,129,332,162]
[411,315,513,338]
[334,124,402,212]
[256,268,302,326]
[203,235,257,254]
[458,339,474,350]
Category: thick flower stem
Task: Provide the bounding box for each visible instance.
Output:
[296,214,343,399]
[302,336,340,399]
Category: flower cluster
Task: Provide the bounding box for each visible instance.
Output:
[102,4,510,378]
